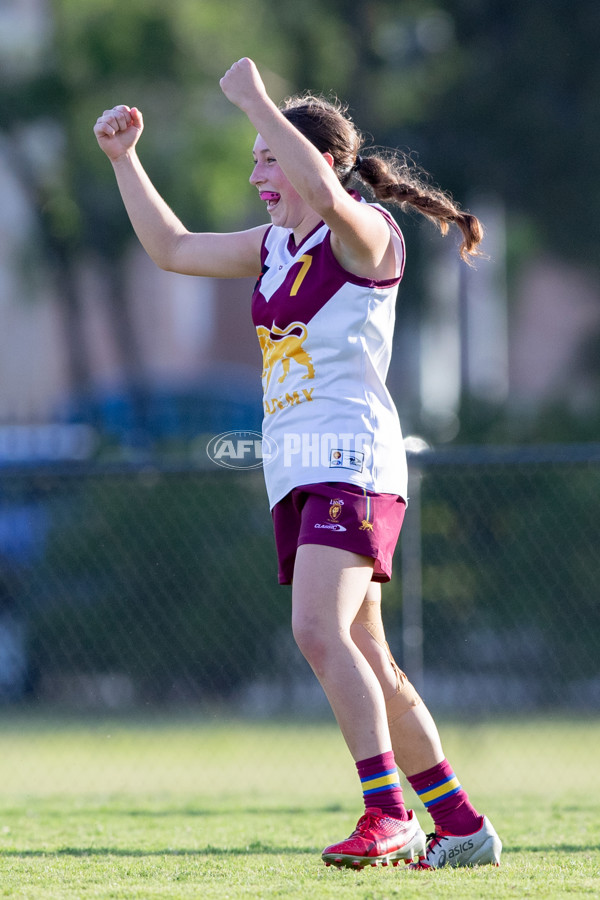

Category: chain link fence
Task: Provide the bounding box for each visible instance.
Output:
[402,444,600,713]
[0,444,598,792]
[1,444,599,711]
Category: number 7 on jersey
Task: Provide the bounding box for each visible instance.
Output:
[290,254,313,296]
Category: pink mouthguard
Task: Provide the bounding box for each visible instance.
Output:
[260,191,281,202]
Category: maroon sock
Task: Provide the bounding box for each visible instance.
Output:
[357,751,409,821]
[407,759,482,835]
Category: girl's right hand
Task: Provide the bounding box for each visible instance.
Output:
[93,105,143,160]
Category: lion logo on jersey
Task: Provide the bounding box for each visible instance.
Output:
[256,322,315,390]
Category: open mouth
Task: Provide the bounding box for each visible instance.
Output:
[259,191,281,212]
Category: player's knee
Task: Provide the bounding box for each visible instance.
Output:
[349,620,366,647]
[291,616,328,669]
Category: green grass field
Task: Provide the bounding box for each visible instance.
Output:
[0,713,598,898]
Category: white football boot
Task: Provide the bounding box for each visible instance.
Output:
[410,815,502,869]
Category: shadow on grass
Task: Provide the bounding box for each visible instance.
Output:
[127,805,346,817]
[504,843,600,854]
[3,843,599,860]
[0,844,318,858]
[3,805,348,818]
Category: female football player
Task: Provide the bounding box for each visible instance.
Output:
[94,57,501,870]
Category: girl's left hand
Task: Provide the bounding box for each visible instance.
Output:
[219,58,269,112]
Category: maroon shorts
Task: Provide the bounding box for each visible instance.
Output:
[271,482,406,585]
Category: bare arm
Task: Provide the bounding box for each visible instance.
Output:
[94,105,265,277]
[219,59,396,280]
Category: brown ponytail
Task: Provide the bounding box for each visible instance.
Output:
[281,94,484,265]
[355,153,484,265]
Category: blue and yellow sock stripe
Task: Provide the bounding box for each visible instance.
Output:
[416,774,462,808]
[361,768,400,796]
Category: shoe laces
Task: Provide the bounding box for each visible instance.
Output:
[353,810,383,835]
[426,828,450,852]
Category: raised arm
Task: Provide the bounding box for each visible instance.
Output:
[93,105,265,277]
[219,59,396,281]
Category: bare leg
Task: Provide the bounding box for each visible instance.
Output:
[291,544,392,762]
[350,582,445,776]
[350,585,500,860]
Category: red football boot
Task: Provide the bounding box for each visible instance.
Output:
[322,808,426,869]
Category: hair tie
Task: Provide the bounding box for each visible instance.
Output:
[352,154,363,172]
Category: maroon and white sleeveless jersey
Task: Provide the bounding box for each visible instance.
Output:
[251,198,408,509]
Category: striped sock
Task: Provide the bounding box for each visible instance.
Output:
[357,751,408,820]
[407,758,482,836]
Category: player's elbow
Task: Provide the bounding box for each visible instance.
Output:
[156,254,177,273]
[152,232,188,272]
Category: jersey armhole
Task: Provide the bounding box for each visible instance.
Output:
[377,208,406,282]
[324,219,406,288]
[260,225,274,264]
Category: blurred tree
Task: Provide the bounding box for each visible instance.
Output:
[421,0,600,265]
[0,0,273,432]
[423,0,600,436]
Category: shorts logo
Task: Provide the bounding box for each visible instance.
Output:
[329,499,344,522]
[314,497,347,532]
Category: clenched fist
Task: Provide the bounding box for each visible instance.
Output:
[94,105,144,161]
[219,57,269,113]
